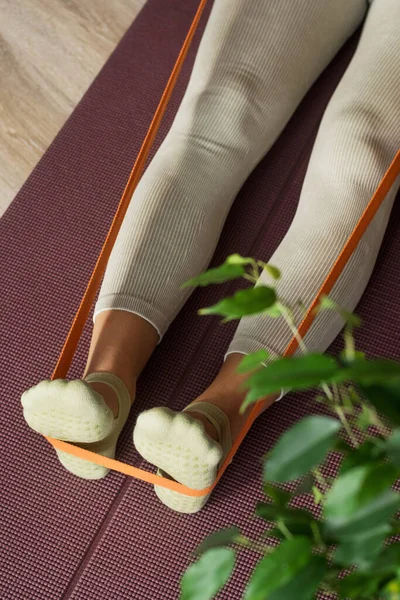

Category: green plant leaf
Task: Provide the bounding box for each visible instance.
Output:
[244,537,312,600]
[264,416,341,483]
[258,263,281,280]
[264,303,283,318]
[390,518,400,534]
[324,464,400,538]
[339,440,385,474]
[180,548,235,600]
[194,527,241,556]
[383,578,400,600]
[346,359,400,385]
[226,254,255,266]
[385,428,400,467]
[183,263,245,288]
[267,556,326,600]
[330,490,400,538]
[324,465,377,519]
[294,473,315,495]
[255,503,312,524]
[334,437,353,454]
[237,350,270,374]
[199,286,276,320]
[355,405,373,431]
[357,463,398,505]
[359,381,400,426]
[265,524,310,540]
[337,572,383,599]
[263,528,282,541]
[333,524,391,570]
[371,542,400,577]
[243,354,343,408]
[255,504,321,544]
[264,483,291,507]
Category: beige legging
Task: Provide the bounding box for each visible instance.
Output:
[94,0,400,366]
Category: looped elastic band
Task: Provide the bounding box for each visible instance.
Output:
[46,0,400,497]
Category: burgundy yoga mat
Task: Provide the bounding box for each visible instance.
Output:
[1,1,399,599]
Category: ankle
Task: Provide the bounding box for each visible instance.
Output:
[185,410,219,443]
[86,382,117,418]
[85,311,159,381]
[84,372,136,419]
[188,352,278,442]
[188,391,246,442]
[83,364,136,400]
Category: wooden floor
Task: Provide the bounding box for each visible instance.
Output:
[0,0,145,217]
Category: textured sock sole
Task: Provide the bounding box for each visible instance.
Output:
[133,407,223,513]
[56,451,108,480]
[154,472,211,514]
[22,379,114,443]
[55,443,116,480]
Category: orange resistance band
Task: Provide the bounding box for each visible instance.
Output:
[46,0,400,497]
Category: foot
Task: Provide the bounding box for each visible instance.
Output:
[133,353,278,512]
[133,404,229,513]
[22,373,133,479]
[22,379,116,442]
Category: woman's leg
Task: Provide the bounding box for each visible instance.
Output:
[227,0,400,363]
[130,1,372,509]
[89,0,366,396]
[138,0,400,512]
[22,0,366,480]
[93,0,366,340]
[197,0,400,451]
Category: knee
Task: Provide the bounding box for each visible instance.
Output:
[172,64,267,160]
[315,99,398,191]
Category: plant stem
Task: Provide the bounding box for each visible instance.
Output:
[341,386,355,414]
[312,468,329,494]
[280,305,308,355]
[343,326,355,361]
[276,519,293,540]
[321,383,335,403]
[311,521,327,551]
[335,405,359,447]
[251,264,260,282]
[243,273,258,285]
[279,307,360,449]
[236,536,271,555]
[367,405,389,437]
[332,383,342,406]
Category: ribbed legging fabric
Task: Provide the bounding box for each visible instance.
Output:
[94,0,400,365]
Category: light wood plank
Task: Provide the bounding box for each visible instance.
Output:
[0,0,146,216]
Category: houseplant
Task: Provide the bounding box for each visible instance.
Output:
[180,255,400,600]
